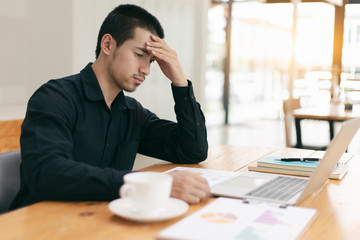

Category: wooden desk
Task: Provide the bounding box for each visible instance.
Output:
[0,145,359,240]
[293,103,360,149]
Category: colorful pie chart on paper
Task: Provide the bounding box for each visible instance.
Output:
[200,212,237,223]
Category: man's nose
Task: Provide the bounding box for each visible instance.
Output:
[140,61,150,76]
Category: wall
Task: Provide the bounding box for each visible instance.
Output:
[0,0,209,121]
[0,0,73,120]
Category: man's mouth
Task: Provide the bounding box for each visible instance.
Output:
[133,75,145,85]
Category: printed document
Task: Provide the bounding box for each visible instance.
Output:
[157,197,317,240]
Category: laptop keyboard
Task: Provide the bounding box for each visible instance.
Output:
[244,176,308,201]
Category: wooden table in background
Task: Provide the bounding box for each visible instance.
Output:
[293,103,360,149]
[0,144,359,240]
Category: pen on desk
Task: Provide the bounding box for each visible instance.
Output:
[280,158,321,162]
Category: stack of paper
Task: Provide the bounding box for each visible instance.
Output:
[157,197,317,240]
[163,167,241,187]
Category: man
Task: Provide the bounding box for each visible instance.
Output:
[10,4,209,210]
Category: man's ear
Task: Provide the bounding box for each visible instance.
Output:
[100,34,113,56]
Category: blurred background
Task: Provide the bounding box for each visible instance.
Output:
[0,0,359,164]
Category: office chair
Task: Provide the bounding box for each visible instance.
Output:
[0,150,21,214]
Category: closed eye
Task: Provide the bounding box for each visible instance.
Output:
[134,47,155,63]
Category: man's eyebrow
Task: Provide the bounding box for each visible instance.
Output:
[136,47,150,56]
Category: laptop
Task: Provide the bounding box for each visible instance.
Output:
[211,117,360,206]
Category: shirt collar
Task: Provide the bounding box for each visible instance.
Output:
[80,63,104,101]
[80,63,135,109]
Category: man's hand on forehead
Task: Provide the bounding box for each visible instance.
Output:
[145,35,187,87]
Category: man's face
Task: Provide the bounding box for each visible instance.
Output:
[108,27,156,92]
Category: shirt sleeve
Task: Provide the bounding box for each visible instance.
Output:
[138,80,208,163]
[19,82,128,203]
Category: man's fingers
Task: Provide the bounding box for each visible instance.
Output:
[192,177,210,197]
[146,36,177,59]
[146,42,175,56]
[146,44,176,62]
[146,39,168,49]
[167,171,210,204]
[150,34,165,44]
[145,35,187,86]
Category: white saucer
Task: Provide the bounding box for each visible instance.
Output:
[108,198,189,223]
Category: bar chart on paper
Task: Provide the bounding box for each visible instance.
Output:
[157,197,317,240]
[256,210,286,225]
[236,210,292,239]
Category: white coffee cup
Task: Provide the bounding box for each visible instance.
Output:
[120,171,173,216]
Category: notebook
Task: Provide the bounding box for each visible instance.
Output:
[211,117,360,206]
[247,155,350,179]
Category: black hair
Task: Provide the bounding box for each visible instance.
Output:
[95,4,164,59]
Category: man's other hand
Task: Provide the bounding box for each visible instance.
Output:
[167,171,210,204]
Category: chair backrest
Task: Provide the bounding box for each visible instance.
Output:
[0,150,21,214]
[0,119,22,153]
[283,98,301,147]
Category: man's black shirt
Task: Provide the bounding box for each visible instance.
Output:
[10,63,208,210]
